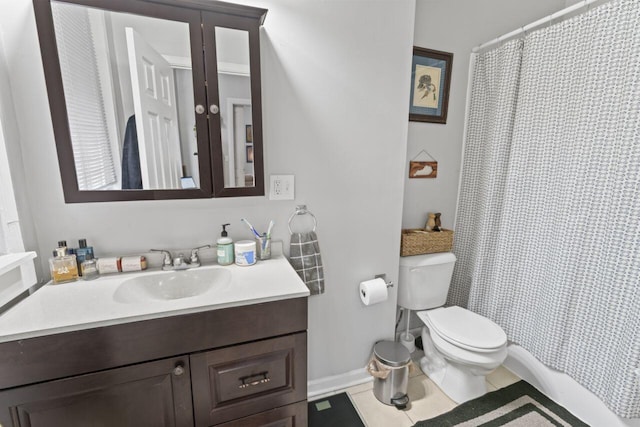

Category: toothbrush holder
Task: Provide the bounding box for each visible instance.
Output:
[256,235,271,260]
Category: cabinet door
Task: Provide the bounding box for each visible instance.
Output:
[202,10,265,197]
[0,356,193,427]
[191,333,307,426]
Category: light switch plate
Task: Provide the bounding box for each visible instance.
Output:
[269,175,294,200]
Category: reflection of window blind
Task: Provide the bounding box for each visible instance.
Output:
[52,4,116,190]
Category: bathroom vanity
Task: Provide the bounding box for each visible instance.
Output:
[0,254,309,426]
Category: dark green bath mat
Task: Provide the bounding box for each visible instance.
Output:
[309,392,365,427]
[413,380,589,426]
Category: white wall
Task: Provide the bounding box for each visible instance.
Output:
[403,0,567,231]
[0,27,40,273]
[0,0,415,382]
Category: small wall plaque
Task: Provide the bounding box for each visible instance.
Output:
[409,149,438,178]
[409,161,437,178]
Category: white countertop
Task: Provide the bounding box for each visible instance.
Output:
[0,252,36,277]
[0,253,309,343]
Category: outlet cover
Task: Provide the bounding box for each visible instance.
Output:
[269,175,294,200]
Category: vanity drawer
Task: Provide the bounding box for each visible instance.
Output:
[191,333,307,426]
[216,401,307,427]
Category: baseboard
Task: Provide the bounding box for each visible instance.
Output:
[307,367,373,399]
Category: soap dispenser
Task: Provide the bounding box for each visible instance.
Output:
[217,224,234,265]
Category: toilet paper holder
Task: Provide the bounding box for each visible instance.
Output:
[375,274,394,288]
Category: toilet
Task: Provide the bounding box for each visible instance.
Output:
[398,252,508,403]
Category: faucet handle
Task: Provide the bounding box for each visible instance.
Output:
[150,249,172,266]
[190,245,212,264]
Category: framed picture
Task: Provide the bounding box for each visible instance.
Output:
[245,125,253,142]
[246,145,254,163]
[409,47,453,124]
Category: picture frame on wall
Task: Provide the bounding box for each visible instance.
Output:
[246,125,253,142]
[409,47,453,124]
[246,145,254,163]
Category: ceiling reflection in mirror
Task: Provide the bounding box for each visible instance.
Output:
[52,1,198,191]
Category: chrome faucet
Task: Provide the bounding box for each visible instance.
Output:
[150,245,211,271]
[172,253,189,270]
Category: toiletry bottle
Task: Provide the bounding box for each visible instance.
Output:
[74,238,94,276]
[235,240,257,266]
[120,256,148,272]
[81,254,99,281]
[217,224,234,265]
[49,246,79,284]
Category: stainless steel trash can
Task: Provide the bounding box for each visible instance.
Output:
[372,341,410,409]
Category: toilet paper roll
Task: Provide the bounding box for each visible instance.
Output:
[359,278,388,306]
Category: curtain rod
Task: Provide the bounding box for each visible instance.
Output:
[472,0,608,53]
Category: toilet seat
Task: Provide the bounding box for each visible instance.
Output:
[417,307,507,353]
[425,326,508,369]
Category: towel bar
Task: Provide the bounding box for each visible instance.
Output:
[287,205,317,234]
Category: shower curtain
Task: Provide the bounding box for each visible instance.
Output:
[450,0,640,418]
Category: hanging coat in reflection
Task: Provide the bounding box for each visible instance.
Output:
[121,115,142,189]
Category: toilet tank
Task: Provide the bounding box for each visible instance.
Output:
[397,252,456,311]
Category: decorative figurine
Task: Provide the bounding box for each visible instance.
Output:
[433,213,442,232]
[426,213,436,231]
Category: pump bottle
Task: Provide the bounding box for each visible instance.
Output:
[217,224,234,265]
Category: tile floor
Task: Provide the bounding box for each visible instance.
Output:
[315,363,521,427]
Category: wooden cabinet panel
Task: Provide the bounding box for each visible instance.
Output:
[0,356,193,427]
[0,297,307,390]
[217,402,307,427]
[191,333,307,426]
[0,298,308,426]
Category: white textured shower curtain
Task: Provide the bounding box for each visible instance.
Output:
[450,0,640,418]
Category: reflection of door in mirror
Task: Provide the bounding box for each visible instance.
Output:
[126,27,182,190]
[224,99,252,188]
[51,1,199,191]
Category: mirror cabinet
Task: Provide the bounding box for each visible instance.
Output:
[33,0,266,202]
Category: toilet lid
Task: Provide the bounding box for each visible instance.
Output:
[425,306,507,351]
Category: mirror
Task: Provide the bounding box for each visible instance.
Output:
[33,0,267,202]
[214,27,254,189]
[51,1,201,191]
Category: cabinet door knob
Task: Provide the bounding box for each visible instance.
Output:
[195,104,205,114]
[210,104,219,114]
[173,364,185,376]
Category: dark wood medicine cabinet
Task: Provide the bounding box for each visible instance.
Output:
[33,0,266,202]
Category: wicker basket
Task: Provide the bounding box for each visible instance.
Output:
[400,229,454,256]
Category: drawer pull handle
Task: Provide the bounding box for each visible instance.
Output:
[238,371,271,389]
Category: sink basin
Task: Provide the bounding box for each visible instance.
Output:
[113,268,232,303]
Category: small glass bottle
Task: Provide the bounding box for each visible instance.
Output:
[49,247,79,284]
[75,238,95,276]
[81,254,99,281]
